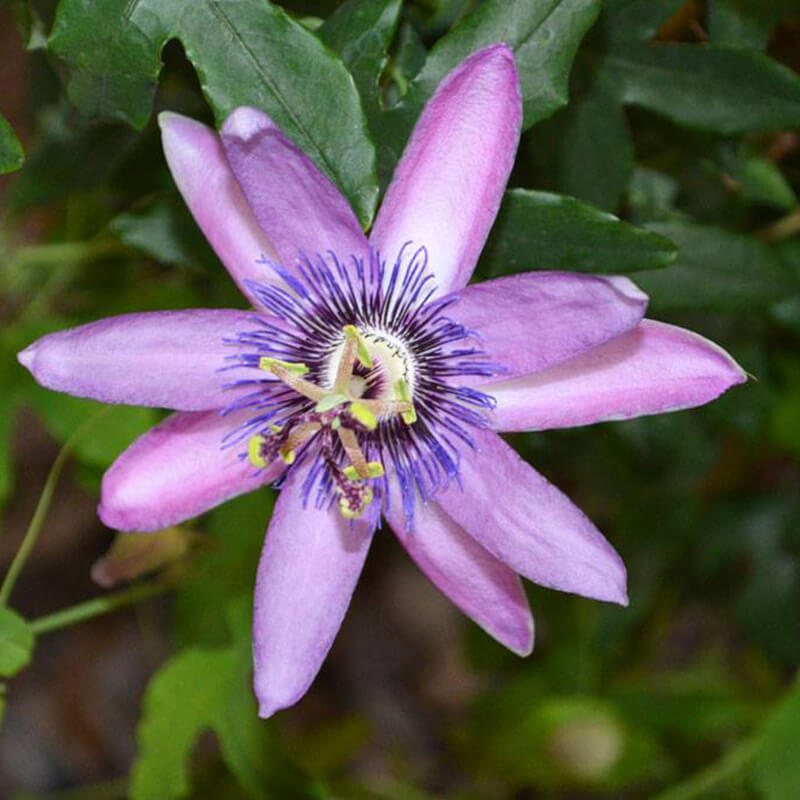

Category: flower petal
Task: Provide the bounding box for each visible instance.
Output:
[370,44,522,294]
[159,112,281,304]
[221,107,369,270]
[253,466,372,717]
[386,479,533,655]
[487,319,748,432]
[451,273,648,383]
[17,310,266,411]
[99,409,280,532]
[437,428,628,605]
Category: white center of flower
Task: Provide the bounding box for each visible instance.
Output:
[324,327,415,400]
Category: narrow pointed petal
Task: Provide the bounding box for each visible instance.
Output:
[487,320,748,432]
[221,107,369,270]
[386,479,533,655]
[370,44,522,294]
[253,467,372,717]
[99,409,281,532]
[159,112,281,304]
[451,273,647,382]
[437,429,628,605]
[17,310,266,411]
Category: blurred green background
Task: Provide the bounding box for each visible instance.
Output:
[1,0,800,797]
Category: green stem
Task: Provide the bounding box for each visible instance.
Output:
[653,738,758,800]
[30,582,167,636]
[0,409,109,606]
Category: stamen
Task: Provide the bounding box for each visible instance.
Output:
[394,378,417,425]
[348,402,377,431]
[337,426,370,479]
[248,435,268,468]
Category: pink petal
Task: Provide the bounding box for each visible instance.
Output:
[487,320,747,432]
[159,112,281,304]
[17,310,265,411]
[221,107,370,271]
[99,409,280,532]
[370,44,522,295]
[451,273,647,383]
[386,479,533,655]
[253,466,372,717]
[437,428,628,605]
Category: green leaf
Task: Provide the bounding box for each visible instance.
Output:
[110,193,220,271]
[0,113,24,175]
[319,0,402,132]
[480,189,676,276]
[24,391,159,469]
[632,221,797,312]
[529,80,634,212]
[753,679,800,800]
[734,154,797,211]
[606,44,800,136]
[49,0,378,226]
[535,1,800,209]
[709,0,798,50]
[0,607,34,678]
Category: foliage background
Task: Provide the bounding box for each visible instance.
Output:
[1,0,800,797]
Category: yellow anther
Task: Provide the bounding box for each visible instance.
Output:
[394,378,417,425]
[278,446,296,465]
[349,401,378,431]
[315,392,349,413]
[338,486,374,519]
[259,357,309,376]
[248,435,267,468]
[343,324,373,369]
[269,423,282,434]
[343,461,384,481]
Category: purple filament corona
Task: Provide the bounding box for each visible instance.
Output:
[219,244,503,529]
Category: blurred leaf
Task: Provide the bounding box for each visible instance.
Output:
[7,105,137,212]
[132,645,312,799]
[627,167,680,220]
[174,491,273,648]
[734,153,797,211]
[709,0,798,50]
[49,0,378,226]
[319,0,401,132]
[753,679,800,800]
[0,607,34,678]
[533,0,800,209]
[24,391,158,469]
[632,221,797,311]
[480,188,676,276]
[0,397,14,508]
[0,113,24,174]
[110,193,220,272]
[378,0,601,177]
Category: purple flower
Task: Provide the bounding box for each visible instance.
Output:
[17,45,745,717]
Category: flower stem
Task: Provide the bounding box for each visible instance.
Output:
[29,582,167,635]
[0,409,109,606]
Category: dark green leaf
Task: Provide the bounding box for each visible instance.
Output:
[709,0,798,50]
[529,80,634,211]
[753,679,800,800]
[607,44,800,135]
[49,0,378,226]
[319,0,402,131]
[480,189,676,276]
[734,154,797,211]
[0,114,24,175]
[633,221,797,311]
[110,193,220,271]
[0,607,34,678]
